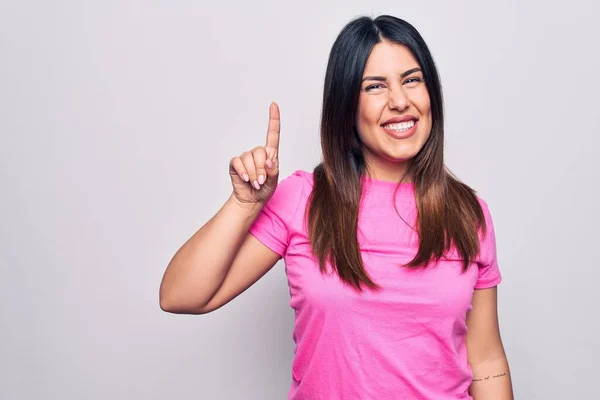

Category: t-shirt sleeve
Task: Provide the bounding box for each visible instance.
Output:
[475,198,503,289]
[248,170,306,258]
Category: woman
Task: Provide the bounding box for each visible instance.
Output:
[160,15,514,399]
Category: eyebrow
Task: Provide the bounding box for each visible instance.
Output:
[361,67,422,82]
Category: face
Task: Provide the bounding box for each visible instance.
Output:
[356,41,432,181]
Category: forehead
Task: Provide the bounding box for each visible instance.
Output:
[363,41,420,74]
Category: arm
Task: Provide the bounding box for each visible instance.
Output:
[159,195,281,314]
[466,286,514,399]
[159,102,283,314]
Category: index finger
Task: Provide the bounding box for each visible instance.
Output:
[265,102,280,153]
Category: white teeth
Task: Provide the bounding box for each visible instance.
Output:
[383,120,415,131]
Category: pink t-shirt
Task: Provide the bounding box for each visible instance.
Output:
[248,170,502,400]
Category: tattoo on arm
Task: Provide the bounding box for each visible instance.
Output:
[473,372,507,382]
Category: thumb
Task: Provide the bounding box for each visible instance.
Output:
[265,157,279,183]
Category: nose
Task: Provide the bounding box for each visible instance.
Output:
[387,86,410,111]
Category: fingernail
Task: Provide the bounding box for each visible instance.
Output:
[243,173,249,182]
[266,159,273,169]
[253,180,260,190]
[258,175,265,185]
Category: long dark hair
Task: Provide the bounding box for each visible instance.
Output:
[307,15,487,291]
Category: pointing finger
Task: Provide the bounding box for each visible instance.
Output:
[265,102,280,155]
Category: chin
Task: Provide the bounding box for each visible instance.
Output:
[383,146,421,162]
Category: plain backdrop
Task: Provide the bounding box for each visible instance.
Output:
[1,0,598,399]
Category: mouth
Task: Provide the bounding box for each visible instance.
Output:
[381,120,418,139]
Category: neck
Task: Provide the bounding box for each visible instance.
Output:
[363,155,413,183]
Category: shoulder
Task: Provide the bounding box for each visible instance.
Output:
[473,195,498,254]
[281,169,314,185]
[474,195,495,229]
[275,169,314,195]
[264,169,313,217]
[475,195,490,212]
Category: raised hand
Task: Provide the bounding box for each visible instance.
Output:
[229,102,281,205]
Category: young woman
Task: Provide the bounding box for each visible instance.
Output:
[160,15,514,400]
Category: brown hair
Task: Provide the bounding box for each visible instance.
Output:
[307,15,487,291]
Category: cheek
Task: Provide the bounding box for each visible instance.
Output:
[414,94,432,129]
[356,105,369,128]
[413,91,431,112]
[357,97,385,128]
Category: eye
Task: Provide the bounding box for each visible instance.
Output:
[403,77,425,87]
[364,83,387,92]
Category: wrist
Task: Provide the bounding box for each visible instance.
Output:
[227,193,265,217]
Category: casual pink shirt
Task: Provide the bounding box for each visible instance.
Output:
[248,170,502,400]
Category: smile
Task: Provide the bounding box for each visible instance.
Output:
[382,120,418,139]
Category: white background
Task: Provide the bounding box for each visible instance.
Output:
[1,0,598,398]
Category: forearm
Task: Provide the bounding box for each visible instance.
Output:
[469,356,513,400]
[159,194,263,312]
